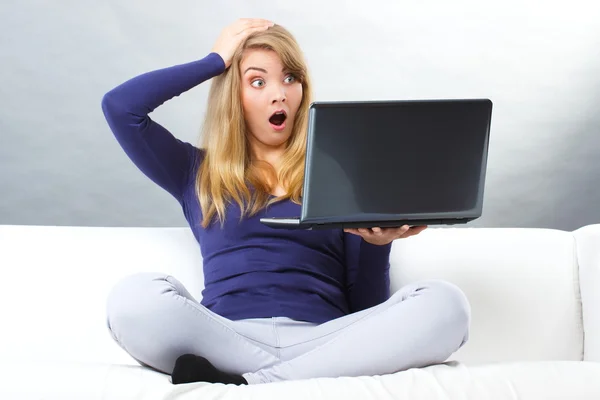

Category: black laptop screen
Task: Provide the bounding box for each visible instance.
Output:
[302,99,492,220]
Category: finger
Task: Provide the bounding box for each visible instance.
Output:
[247,18,273,24]
[243,23,273,35]
[401,230,417,238]
[258,19,275,26]
[239,18,261,24]
[409,225,427,233]
[244,18,274,27]
[236,19,272,34]
[393,225,410,235]
[236,25,270,38]
[247,25,272,33]
[371,227,383,236]
[391,225,409,239]
[403,225,428,238]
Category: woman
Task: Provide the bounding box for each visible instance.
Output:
[102,18,470,386]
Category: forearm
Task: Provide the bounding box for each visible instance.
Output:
[346,237,392,312]
[102,52,225,116]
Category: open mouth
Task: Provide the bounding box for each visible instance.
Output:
[269,110,287,127]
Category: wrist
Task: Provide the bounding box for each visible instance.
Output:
[208,52,227,71]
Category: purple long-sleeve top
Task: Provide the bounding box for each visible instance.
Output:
[101,52,392,324]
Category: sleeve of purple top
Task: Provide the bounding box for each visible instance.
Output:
[100,53,226,201]
[344,233,393,312]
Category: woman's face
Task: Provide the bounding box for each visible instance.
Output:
[240,49,303,155]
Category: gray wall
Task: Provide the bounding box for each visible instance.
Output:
[1,0,599,231]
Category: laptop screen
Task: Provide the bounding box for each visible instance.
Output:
[302,99,492,222]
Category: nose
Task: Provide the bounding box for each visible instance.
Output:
[271,84,286,104]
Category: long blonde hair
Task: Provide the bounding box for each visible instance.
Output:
[196,25,313,228]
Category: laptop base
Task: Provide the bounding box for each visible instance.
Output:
[259,217,473,230]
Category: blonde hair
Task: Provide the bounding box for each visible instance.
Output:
[196,25,313,228]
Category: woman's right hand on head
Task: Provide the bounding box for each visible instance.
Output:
[211,18,274,69]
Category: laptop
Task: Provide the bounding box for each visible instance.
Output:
[260,99,493,230]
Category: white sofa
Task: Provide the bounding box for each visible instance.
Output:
[2,223,600,399]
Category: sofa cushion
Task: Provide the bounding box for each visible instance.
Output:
[2,361,600,400]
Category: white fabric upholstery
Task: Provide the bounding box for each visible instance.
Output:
[390,227,584,364]
[0,225,205,366]
[1,223,599,399]
[3,360,600,400]
[574,224,600,361]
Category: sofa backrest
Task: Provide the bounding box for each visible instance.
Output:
[390,226,584,364]
[0,224,593,366]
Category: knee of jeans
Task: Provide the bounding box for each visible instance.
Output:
[106,272,173,335]
[425,280,471,343]
[406,280,471,347]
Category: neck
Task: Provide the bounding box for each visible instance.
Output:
[247,136,287,195]
[248,137,286,168]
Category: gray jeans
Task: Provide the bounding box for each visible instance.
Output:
[106,273,470,384]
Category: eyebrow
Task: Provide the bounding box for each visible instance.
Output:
[244,67,268,74]
[243,67,288,75]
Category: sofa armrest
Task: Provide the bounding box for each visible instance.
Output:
[574,223,600,361]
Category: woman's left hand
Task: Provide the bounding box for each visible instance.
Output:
[344,225,428,246]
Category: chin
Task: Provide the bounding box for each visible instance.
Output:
[255,130,292,147]
[247,121,294,149]
[265,134,291,147]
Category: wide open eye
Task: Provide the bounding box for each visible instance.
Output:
[251,79,265,88]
